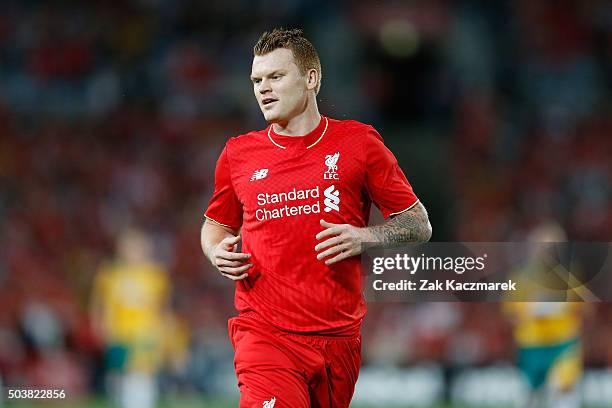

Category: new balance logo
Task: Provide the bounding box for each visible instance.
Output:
[263,397,276,408]
[324,185,340,212]
[250,169,269,181]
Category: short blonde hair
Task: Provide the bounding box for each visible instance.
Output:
[254,28,322,94]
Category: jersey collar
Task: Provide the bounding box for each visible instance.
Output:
[267,116,329,150]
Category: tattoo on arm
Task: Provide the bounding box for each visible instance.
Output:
[366,202,432,245]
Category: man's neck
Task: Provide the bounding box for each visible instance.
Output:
[272,104,321,136]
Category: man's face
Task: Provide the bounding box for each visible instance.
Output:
[251,48,309,123]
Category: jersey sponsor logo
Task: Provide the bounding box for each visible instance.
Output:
[255,187,321,221]
[324,185,340,212]
[253,184,340,221]
[257,187,319,205]
[263,397,276,408]
[250,168,269,181]
[324,152,340,180]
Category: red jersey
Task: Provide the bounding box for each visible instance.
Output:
[205,116,419,335]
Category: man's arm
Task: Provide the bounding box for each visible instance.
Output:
[364,201,432,245]
[315,201,432,265]
[201,219,251,280]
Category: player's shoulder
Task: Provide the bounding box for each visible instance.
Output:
[329,117,382,140]
[329,117,377,132]
[221,128,270,159]
[226,127,267,146]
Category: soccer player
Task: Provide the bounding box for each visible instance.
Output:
[201,28,432,407]
[504,223,589,408]
[90,228,170,408]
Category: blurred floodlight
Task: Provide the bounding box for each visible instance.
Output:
[379,19,420,58]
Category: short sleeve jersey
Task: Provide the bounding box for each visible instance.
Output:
[205,116,419,335]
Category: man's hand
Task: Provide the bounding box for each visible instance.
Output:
[315,219,367,265]
[314,203,432,265]
[210,235,252,281]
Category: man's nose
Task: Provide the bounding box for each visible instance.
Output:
[259,79,271,93]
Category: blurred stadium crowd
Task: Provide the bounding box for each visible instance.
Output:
[0,0,611,402]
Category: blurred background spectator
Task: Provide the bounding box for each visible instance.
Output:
[0,0,611,405]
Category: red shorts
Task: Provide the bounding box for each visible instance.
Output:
[228,312,361,408]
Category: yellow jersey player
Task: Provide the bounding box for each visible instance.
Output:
[90,228,170,408]
[504,223,589,408]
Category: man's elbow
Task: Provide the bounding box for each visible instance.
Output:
[422,220,432,242]
[410,218,432,243]
[413,202,432,242]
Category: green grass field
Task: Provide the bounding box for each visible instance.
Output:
[3,398,598,408]
[3,398,461,408]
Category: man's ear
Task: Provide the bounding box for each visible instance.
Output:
[306,68,319,91]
